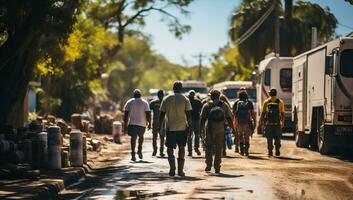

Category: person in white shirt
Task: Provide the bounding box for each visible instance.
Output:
[123,89,151,161]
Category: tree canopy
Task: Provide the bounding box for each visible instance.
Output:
[229,0,337,66]
[0,0,82,124]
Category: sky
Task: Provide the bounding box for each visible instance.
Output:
[142,0,353,66]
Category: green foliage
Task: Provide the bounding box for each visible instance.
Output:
[88,0,193,45]
[229,0,337,66]
[208,46,252,85]
[0,0,82,124]
[345,0,353,5]
[36,16,117,119]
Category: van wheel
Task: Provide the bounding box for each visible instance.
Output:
[295,129,309,148]
[318,124,332,155]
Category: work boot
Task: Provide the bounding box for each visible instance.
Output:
[275,149,280,156]
[137,148,143,159]
[195,149,201,156]
[160,148,165,157]
[215,168,220,173]
[168,158,176,177]
[131,152,136,161]
[245,144,249,156]
[152,148,157,156]
[235,146,239,153]
[268,150,273,157]
[188,151,192,157]
[223,149,227,157]
[205,165,212,172]
[177,158,185,177]
[240,143,244,155]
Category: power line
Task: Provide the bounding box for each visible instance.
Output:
[192,53,207,80]
[233,4,275,46]
[338,23,353,31]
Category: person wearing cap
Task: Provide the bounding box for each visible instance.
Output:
[260,88,285,156]
[233,90,256,156]
[123,89,151,161]
[149,89,166,157]
[200,89,235,173]
[159,81,192,177]
[187,90,203,157]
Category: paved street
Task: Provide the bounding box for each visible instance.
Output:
[59,132,353,200]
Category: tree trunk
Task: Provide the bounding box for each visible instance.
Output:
[282,0,294,56]
[0,29,41,125]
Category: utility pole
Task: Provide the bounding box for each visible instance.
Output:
[193,53,207,80]
[274,0,280,56]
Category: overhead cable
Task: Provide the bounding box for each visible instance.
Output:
[234,4,275,46]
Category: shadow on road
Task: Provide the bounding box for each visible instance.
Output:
[275,156,304,161]
[114,189,180,199]
[207,173,244,178]
[247,155,269,160]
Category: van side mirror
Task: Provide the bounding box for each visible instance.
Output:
[325,55,334,74]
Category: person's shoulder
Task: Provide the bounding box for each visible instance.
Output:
[141,98,149,104]
[150,99,158,104]
[164,94,174,100]
[278,98,284,104]
[126,98,134,104]
[264,98,271,103]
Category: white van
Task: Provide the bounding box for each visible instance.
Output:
[213,81,256,107]
[292,37,353,154]
[181,80,208,98]
[256,54,294,134]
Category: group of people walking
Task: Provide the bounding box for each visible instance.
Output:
[123,81,285,176]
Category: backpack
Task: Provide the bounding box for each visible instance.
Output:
[266,99,280,124]
[236,100,250,124]
[208,102,225,122]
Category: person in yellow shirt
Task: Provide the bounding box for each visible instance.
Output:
[260,88,285,156]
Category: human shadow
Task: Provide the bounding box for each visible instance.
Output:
[247,155,269,160]
[207,173,244,178]
[275,156,304,161]
[191,156,205,159]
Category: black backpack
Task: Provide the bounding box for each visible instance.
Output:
[236,100,250,124]
[266,99,280,124]
[208,102,225,122]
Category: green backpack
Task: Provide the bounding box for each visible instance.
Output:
[236,100,250,124]
[266,99,280,124]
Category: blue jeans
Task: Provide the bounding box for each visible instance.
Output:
[188,119,201,152]
[265,125,281,152]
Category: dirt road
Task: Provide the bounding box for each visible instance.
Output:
[59,132,353,200]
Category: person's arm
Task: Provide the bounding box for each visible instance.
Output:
[186,110,192,135]
[259,101,267,126]
[279,100,285,128]
[225,104,236,133]
[146,111,151,130]
[159,112,166,131]
[123,111,129,134]
[159,98,167,131]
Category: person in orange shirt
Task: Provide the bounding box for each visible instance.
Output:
[260,88,285,156]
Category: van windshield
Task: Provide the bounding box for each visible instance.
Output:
[280,68,292,92]
[340,49,353,77]
[182,87,208,94]
[223,88,256,100]
[264,69,271,86]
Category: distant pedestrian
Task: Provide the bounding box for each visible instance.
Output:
[123,89,151,161]
[200,89,235,173]
[187,90,203,157]
[159,81,192,177]
[233,90,256,156]
[260,88,285,156]
[149,89,166,157]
